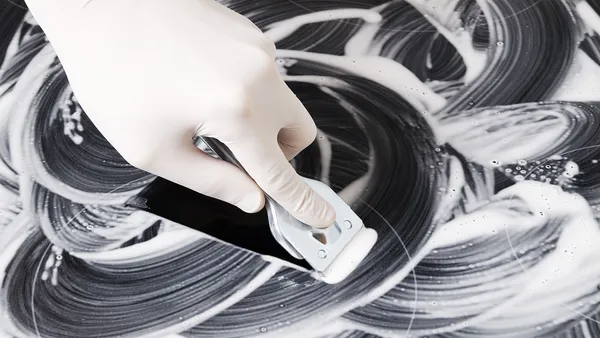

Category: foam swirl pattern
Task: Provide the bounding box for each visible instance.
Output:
[1,0,600,337]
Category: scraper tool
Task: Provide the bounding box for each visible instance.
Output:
[127,136,377,284]
[193,136,377,284]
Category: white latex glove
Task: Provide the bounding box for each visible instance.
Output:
[24,0,336,228]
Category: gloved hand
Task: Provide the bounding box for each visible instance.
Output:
[24,0,336,228]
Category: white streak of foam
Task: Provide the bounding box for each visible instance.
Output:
[406,0,462,26]
[551,50,600,101]
[315,129,332,185]
[430,156,466,225]
[347,181,600,336]
[435,182,600,331]
[264,9,382,43]
[262,318,352,338]
[578,2,600,37]
[315,87,374,205]
[141,263,281,338]
[88,211,164,248]
[344,3,391,57]
[266,5,446,114]
[426,181,589,250]
[278,50,446,128]
[69,226,204,263]
[405,0,487,83]
[344,19,382,56]
[338,174,371,206]
[581,320,594,338]
[23,12,38,26]
[6,45,56,177]
[439,106,571,167]
[0,19,23,74]
[345,320,411,338]
[257,245,431,338]
[0,216,34,338]
[0,215,31,261]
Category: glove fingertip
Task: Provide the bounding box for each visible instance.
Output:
[293,192,336,228]
[312,201,337,228]
[236,190,266,213]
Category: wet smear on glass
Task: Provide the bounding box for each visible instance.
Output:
[1,0,600,337]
